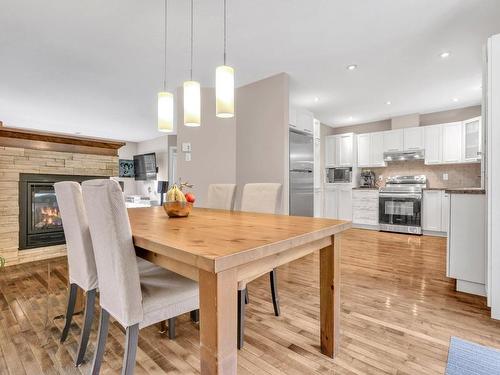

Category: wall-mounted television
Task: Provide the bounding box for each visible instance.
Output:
[133,153,157,181]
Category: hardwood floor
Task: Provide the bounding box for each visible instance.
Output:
[1,228,499,374]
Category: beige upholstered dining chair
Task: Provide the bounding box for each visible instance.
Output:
[206,183,237,210]
[238,183,283,349]
[82,179,199,375]
[54,181,98,367]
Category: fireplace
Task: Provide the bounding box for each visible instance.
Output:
[19,174,101,250]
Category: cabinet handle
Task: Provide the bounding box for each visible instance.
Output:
[289,123,297,128]
[303,129,312,133]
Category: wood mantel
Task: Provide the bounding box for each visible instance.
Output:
[0,123,125,156]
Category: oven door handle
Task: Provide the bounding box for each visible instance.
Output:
[379,193,422,199]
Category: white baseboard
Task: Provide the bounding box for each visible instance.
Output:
[456,280,486,297]
[423,230,447,237]
[352,223,379,231]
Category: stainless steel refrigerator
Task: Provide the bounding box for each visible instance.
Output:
[289,130,314,216]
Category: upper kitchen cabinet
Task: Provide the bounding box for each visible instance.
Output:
[338,133,355,166]
[289,107,314,135]
[383,129,404,152]
[357,132,385,167]
[325,133,356,167]
[325,135,336,167]
[442,122,463,163]
[403,127,424,150]
[424,125,443,164]
[371,132,386,166]
[463,116,482,162]
[357,133,371,167]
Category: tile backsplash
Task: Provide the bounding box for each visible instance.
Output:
[365,160,481,188]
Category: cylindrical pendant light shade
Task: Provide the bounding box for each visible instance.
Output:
[216,65,234,118]
[183,80,201,127]
[157,92,174,132]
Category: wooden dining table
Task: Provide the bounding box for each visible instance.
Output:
[128,207,351,375]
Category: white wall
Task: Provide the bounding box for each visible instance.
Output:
[175,87,236,207]
[235,73,289,213]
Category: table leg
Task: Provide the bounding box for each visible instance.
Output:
[199,268,238,375]
[320,234,341,358]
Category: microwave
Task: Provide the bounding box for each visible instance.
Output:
[326,167,352,183]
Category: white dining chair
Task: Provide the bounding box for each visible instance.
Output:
[238,183,282,349]
[206,184,237,210]
[54,181,98,367]
[55,181,163,366]
[81,179,199,375]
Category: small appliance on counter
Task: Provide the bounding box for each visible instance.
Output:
[379,175,427,235]
[359,171,376,188]
[326,167,352,184]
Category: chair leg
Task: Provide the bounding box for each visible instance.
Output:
[237,289,246,350]
[270,269,280,317]
[245,288,249,305]
[75,288,96,366]
[60,283,78,343]
[91,309,110,375]
[122,324,139,375]
[190,309,199,323]
[167,317,176,339]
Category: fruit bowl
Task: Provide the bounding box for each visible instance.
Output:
[163,201,193,218]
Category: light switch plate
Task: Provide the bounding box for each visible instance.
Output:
[182,142,192,152]
[443,173,448,181]
[185,152,191,162]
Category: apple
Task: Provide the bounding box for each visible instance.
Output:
[185,192,196,203]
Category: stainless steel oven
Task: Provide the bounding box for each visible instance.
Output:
[379,175,426,235]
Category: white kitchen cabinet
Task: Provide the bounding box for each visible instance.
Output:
[313,119,321,140]
[383,129,404,152]
[325,135,336,167]
[289,107,297,129]
[441,192,450,233]
[424,125,443,164]
[314,138,322,188]
[357,133,371,167]
[314,188,323,218]
[338,133,355,166]
[324,188,338,219]
[448,193,486,296]
[423,190,443,232]
[404,127,424,151]
[442,122,463,163]
[297,109,314,135]
[463,116,482,162]
[352,189,379,226]
[371,132,386,167]
[337,187,352,220]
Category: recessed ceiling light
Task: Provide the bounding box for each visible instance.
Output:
[346,64,358,71]
[386,101,392,105]
[348,116,354,121]
[440,51,451,59]
[314,96,320,102]
[452,98,459,102]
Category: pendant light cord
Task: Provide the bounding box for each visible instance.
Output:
[190,0,194,80]
[163,0,168,91]
[223,0,227,65]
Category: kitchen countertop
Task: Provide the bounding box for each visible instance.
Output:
[444,188,485,194]
[352,187,378,190]
[422,187,447,191]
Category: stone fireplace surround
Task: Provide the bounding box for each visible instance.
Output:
[0,146,119,266]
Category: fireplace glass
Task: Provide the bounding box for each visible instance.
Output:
[31,184,62,232]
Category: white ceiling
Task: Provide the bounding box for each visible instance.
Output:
[1,0,499,141]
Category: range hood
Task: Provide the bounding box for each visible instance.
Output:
[383,150,425,162]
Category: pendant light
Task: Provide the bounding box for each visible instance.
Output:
[183,0,201,127]
[157,0,174,133]
[215,0,234,118]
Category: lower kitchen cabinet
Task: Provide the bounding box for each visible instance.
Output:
[352,189,379,227]
[324,186,352,220]
[422,190,449,235]
[447,193,486,296]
